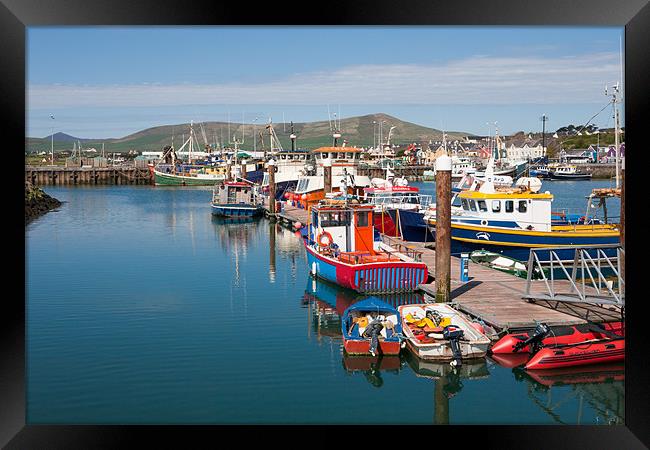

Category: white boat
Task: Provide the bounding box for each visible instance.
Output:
[398,303,491,362]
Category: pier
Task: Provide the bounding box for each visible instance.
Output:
[265,201,622,336]
[25,165,153,186]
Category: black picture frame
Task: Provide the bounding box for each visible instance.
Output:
[5,0,649,447]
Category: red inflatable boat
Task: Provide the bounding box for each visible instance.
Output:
[524,337,625,370]
[490,321,624,354]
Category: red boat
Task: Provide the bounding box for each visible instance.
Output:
[525,337,625,370]
[490,321,624,354]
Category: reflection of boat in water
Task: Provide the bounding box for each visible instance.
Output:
[303,275,424,318]
[489,353,531,369]
[342,354,403,388]
[405,351,489,380]
[515,363,624,387]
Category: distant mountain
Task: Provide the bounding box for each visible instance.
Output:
[42,132,91,142]
[26,113,471,153]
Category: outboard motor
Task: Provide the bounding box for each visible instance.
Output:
[363,319,385,357]
[513,322,551,354]
[443,325,464,367]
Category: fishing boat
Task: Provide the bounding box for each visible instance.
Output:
[291,146,372,209]
[303,200,428,294]
[529,165,552,179]
[548,164,592,180]
[490,321,624,354]
[469,249,549,279]
[211,181,263,217]
[360,168,432,237]
[398,303,491,364]
[150,122,228,186]
[341,297,403,356]
[426,161,620,263]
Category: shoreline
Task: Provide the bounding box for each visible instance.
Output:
[25,181,62,225]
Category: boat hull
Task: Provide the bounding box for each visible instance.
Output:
[525,338,625,370]
[211,203,263,217]
[303,239,428,294]
[343,339,401,356]
[428,219,620,262]
[490,322,624,354]
[399,304,491,361]
[549,173,592,180]
[154,169,225,186]
[386,209,434,243]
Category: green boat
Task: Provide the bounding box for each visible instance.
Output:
[153,167,226,186]
[469,249,549,280]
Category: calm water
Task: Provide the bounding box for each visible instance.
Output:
[26,182,623,424]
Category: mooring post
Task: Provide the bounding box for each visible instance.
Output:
[323,157,332,194]
[268,158,276,214]
[620,157,625,289]
[434,155,452,303]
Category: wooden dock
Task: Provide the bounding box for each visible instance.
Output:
[267,201,622,335]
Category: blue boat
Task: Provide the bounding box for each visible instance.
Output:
[211,181,263,218]
[426,173,620,263]
[341,297,403,356]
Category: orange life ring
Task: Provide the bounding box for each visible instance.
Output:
[317,231,333,248]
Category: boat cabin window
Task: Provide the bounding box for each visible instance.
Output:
[492,200,501,212]
[281,154,287,160]
[461,198,470,211]
[505,200,514,213]
[338,152,345,159]
[477,200,488,212]
[469,200,477,212]
[356,211,369,227]
[518,200,527,213]
[319,211,352,227]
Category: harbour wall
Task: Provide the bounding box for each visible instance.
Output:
[25,166,153,186]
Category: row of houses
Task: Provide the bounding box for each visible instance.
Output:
[559,144,625,163]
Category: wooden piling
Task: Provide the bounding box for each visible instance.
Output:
[268,159,277,214]
[323,158,332,194]
[434,155,452,303]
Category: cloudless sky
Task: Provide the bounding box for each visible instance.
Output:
[27,26,625,139]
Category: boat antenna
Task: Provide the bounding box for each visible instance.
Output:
[290,121,296,151]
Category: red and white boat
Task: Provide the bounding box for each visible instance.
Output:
[303,200,428,294]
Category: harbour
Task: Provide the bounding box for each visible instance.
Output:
[21,25,632,432]
[26,185,624,424]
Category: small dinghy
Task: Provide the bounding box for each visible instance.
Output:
[490,321,624,354]
[341,298,403,357]
[470,249,547,279]
[398,303,490,365]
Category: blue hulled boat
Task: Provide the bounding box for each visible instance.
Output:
[211,181,263,218]
[426,165,620,263]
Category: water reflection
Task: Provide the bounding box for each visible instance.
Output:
[341,354,403,388]
[506,360,625,425]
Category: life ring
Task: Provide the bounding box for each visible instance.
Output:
[317,231,333,248]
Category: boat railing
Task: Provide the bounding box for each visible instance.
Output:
[379,234,424,262]
[523,244,624,307]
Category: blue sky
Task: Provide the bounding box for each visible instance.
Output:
[27,26,625,139]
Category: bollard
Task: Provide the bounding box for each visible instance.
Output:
[460,253,470,282]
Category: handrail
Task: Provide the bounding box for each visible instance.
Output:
[524,244,624,306]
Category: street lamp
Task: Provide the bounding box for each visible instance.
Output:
[372,121,377,150]
[50,114,55,166]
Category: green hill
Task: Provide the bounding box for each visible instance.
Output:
[26,113,470,154]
